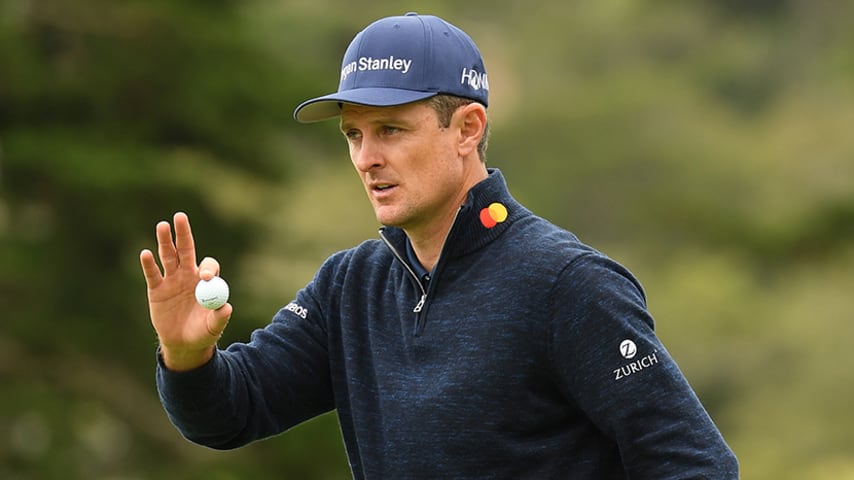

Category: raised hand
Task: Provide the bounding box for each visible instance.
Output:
[140,212,232,371]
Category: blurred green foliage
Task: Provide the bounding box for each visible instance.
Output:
[1,0,853,478]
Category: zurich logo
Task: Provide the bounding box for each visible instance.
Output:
[619,339,637,359]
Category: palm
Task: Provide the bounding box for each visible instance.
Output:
[147,265,211,349]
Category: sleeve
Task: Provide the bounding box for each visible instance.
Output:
[550,253,739,479]
[156,279,334,450]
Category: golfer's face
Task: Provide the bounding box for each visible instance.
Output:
[340,102,467,231]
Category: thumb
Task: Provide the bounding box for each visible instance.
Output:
[205,303,233,339]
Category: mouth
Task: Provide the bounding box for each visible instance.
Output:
[370,182,398,193]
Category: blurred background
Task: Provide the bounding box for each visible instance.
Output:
[1,0,853,478]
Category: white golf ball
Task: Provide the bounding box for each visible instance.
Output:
[195,276,229,310]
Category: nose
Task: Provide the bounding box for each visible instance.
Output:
[351,135,384,172]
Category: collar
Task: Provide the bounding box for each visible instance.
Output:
[380,168,528,265]
[405,236,432,281]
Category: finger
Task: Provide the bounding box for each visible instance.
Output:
[206,303,233,339]
[156,220,179,275]
[199,257,221,280]
[139,249,163,289]
[173,212,197,271]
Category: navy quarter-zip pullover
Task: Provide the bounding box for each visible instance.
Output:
[157,169,739,479]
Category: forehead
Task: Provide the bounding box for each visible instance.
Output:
[339,101,436,128]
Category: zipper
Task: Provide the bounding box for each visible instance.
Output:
[379,229,427,313]
[379,207,462,334]
[413,294,426,313]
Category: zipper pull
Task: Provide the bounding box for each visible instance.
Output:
[413,294,426,313]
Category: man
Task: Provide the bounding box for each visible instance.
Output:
[141,13,739,479]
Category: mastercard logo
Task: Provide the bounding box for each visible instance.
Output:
[479,202,508,228]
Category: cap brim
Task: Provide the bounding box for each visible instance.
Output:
[293,88,439,123]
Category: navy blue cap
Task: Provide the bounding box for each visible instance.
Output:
[294,13,489,123]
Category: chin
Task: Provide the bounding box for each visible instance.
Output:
[373,208,403,227]
[377,217,403,228]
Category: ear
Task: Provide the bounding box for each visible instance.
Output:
[455,103,487,159]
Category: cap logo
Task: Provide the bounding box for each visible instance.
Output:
[479,202,508,228]
[341,56,413,82]
[461,67,489,91]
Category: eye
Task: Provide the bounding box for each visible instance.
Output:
[343,129,362,141]
[380,125,401,136]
